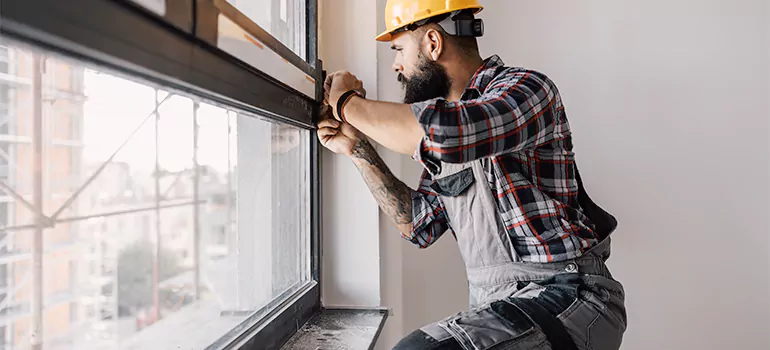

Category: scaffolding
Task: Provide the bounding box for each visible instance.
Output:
[0,48,113,350]
[0,46,215,350]
[0,38,247,349]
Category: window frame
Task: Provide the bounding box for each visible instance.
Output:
[0,0,323,349]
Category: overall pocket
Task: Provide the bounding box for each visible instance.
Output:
[438,304,547,350]
[558,289,625,350]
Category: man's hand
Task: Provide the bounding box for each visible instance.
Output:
[325,71,366,121]
[324,70,423,156]
[317,104,366,156]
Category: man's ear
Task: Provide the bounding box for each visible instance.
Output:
[422,28,444,61]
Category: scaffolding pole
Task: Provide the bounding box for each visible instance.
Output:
[192,101,200,300]
[152,89,161,322]
[49,93,174,221]
[226,112,234,255]
[0,199,201,232]
[30,54,44,350]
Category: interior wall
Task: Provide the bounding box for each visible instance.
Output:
[477,1,770,349]
[318,0,381,308]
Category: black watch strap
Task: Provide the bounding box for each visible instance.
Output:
[336,90,362,123]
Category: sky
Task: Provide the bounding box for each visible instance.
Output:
[81,70,234,174]
[79,0,305,177]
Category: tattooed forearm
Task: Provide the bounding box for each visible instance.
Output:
[349,139,413,231]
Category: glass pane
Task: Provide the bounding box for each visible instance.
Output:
[226,0,307,58]
[128,0,166,17]
[0,39,310,350]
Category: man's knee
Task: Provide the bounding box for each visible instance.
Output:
[392,330,433,350]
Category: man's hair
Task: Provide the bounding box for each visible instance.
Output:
[412,22,479,56]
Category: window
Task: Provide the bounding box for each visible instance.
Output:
[226,0,307,58]
[129,0,166,17]
[216,225,227,245]
[0,46,11,180]
[68,260,77,292]
[0,40,312,350]
[1,0,320,349]
[68,302,78,323]
[0,203,7,229]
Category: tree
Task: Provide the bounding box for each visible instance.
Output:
[117,240,183,313]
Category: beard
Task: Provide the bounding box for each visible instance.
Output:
[398,52,452,104]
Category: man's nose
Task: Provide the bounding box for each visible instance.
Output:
[392,62,403,73]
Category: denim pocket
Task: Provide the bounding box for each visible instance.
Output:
[586,311,624,350]
[558,291,626,350]
[431,167,475,197]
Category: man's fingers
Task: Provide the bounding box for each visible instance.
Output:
[324,74,336,103]
[351,77,365,97]
[324,74,333,91]
[325,71,354,89]
[317,119,340,129]
[324,71,342,90]
[317,126,339,139]
[325,71,363,107]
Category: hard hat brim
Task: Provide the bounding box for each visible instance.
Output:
[375,6,483,42]
[375,31,395,42]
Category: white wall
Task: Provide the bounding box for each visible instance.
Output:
[478,1,770,349]
[322,0,770,349]
[318,0,382,308]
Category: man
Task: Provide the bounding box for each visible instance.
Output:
[317,0,627,349]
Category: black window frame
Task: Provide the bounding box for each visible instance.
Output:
[0,0,323,349]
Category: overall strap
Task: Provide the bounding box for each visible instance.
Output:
[507,298,579,350]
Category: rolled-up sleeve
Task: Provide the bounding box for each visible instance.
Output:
[411,70,566,166]
[403,170,451,248]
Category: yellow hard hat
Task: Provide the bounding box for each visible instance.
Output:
[376,0,484,42]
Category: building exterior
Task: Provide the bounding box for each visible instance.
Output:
[0,45,93,349]
[0,42,237,350]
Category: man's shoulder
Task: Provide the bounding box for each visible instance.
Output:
[482,56,555,80]
[492,66,558,86]
[477,65,561,102]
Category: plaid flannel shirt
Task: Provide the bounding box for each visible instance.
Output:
[405,55,599,263]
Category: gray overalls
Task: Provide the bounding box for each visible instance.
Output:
[417,160,627,350]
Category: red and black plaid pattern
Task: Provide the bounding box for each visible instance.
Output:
[406,55,598,263]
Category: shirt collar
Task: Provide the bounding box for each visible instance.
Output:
[462,55,505,100]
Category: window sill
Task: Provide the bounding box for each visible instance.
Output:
[280,308,389,350]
